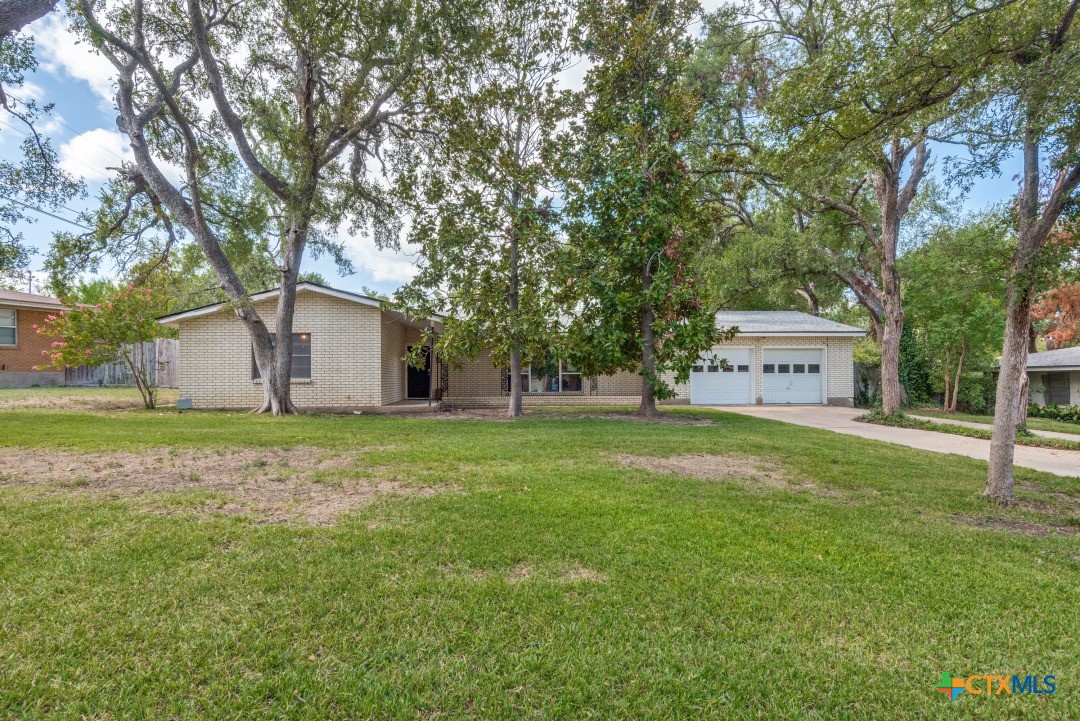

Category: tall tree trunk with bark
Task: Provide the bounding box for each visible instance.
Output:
[507,209,523,419]
[0,0,56,38]
[637,259,658,418]
[986,120,1080,502]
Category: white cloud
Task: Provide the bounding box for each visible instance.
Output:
[59,128,131,181]
[337,220,419,285]
[29,14,118,109]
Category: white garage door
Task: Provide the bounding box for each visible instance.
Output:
[690,348,752,405]
[762,349,823,404]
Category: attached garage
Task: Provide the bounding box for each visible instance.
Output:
[689,348,752,405]
[687,311,865,407]
[762,348,823,404]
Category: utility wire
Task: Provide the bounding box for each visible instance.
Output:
[0,193,93,230]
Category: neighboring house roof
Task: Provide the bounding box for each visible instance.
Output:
[0,289,66,311]
[715,310,867,337]
[156,282,408,328]
[1025,346,1080,372]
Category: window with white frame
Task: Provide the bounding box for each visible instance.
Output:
[252,333,311,379]
[524,356,583,393]
[0,309,15,345]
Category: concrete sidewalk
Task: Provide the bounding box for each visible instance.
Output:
[714,405,1080,478]
[908,414,1080,442]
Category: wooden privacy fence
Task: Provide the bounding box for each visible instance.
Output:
[64,339,178,388]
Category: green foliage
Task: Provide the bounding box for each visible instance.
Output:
[561,0,721,400]
[394,0,571,377]
[34,284,169,408]
[0,34,84,275]
[897,324,932,406]
[1029,403,1080,425]
[901,215,1009,409]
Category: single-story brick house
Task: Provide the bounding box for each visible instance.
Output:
[157,282,866,409]
[1027,347,1080,406]
[0,289,68,388]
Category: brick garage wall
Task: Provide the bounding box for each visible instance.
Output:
[177,290,383,409]
[0,306,66,386]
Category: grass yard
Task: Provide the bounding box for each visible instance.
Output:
[0,390,1077,719]
[915,408,1080,437]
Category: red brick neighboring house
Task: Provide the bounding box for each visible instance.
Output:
[0,289,68,387]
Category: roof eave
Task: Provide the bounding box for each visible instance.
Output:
[155,283,384,326]
[733,330,867,338]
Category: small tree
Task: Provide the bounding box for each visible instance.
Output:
[36,284,168,409]
[902,218,1008,412]
[562,0,721,418]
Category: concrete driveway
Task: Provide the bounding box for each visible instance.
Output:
[714,405,1080,478]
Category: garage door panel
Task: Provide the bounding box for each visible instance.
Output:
[690,348,751,405]
[763,349,822,404]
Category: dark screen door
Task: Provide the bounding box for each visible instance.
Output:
[407,346,431,398]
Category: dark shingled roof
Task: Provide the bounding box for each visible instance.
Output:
[1026,346,1080,371]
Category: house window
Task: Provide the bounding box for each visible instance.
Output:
[777,364,790,373]
[526,356,582,392]
[763,364,775,373]
[737,364,749,373]
[793,364,805,373]
[692,365,704,373]
[561,361,582,392]
[707,364,719,373]
[252,333,311,380]
[722,365,734,373]
[0,309,14,345]
[808,363,820,374]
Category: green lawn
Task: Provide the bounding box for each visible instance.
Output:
[0,395,1077,719]
[915,408,1080,436]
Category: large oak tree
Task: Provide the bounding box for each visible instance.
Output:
[74,0,474,413]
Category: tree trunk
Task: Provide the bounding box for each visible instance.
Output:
[507,209,523,419]
[948,341,966,413]
[253,219,307,415]
[987,292,1033,503]
[986,129,1040,503]
[0,0,57,39]
[637,259,659,418]
[1015,372,1029,433]
[875,168,906,415]
[942,348,952,412]
[879,305,904,414]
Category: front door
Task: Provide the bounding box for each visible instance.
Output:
[407,346,431,398]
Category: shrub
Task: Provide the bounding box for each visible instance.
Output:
[1028,403,1080,424]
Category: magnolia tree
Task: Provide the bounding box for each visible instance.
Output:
[36,284,168,408]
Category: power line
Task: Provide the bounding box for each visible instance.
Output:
[3,92,129,164]
[0,117,120,183]
[0,193,92,230]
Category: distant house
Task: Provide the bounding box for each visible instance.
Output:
[1027,347,1080,406]
[157,282,866,410]
[0,289,68,388]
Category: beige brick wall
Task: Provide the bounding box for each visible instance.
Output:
[445,335,856,405]
[177,294,858,409]
[381,318,424,404]
[178,290,383,409]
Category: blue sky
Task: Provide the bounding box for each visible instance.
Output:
[2,13,1023,298]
